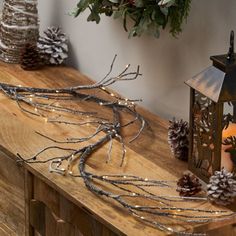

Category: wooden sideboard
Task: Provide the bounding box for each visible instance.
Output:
[0,62,235,236]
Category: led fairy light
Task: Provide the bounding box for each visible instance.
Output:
[99,85,141,108]
[2,57,235,235]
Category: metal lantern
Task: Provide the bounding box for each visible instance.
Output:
[185,31,236,182]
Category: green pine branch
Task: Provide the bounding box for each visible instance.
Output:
[72,0,192,38]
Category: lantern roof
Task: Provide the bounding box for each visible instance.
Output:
[185,31,236,103]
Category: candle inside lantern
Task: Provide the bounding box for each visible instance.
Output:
[221,123,236,172]
[222,123,236,139]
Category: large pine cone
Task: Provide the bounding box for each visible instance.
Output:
[20,44,41,70]
[177,173,202,197]
[207,168,236,206]
[168,118,189,161]
[37,27,68,65]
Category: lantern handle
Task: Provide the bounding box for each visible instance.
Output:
[227,30,234,62]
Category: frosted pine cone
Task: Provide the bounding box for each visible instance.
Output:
[207,168,236,206]
[38,27,68,65]
[168,118,189,161]
[177,173,202,197]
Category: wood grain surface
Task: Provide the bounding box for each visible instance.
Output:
[0,150,25,235]
[0,62,235,235]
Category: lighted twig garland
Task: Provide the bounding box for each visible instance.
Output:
[0,57,235,235]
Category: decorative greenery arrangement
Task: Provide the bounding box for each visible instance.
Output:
[73,0,191,38]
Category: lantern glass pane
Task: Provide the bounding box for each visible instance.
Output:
[222,102,236,173]
[191,91,217,178]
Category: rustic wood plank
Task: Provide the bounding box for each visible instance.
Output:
[0,222,17,236]
[0,150,25,235]
[207,223,236,236]
[25,170,34,236]
[30,200,46,235]
[45,207,75,236]
[0,62,234,235]
[34,176,119,236]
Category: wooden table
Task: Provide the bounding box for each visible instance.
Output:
[0,62,235,236]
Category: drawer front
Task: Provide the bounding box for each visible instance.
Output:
[0,151,25,235]
[30,176,118,236]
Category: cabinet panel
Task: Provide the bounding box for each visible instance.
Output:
[0,151,25,235]
[32,177,117,236]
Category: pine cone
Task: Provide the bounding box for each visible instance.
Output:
[37,27,68,65]
[168,118,189,161]
[20,44,41,70]
[177,173,202,197]
[207,168,236,206]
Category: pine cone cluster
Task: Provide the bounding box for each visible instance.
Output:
[168,118,189,161]
[177,173,202,197]
[20,44,41,70]
[207,168,236,206]
[38,27,68,65]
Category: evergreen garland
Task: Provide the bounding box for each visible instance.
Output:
[73,0,191,38]
[169,0,191,36]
